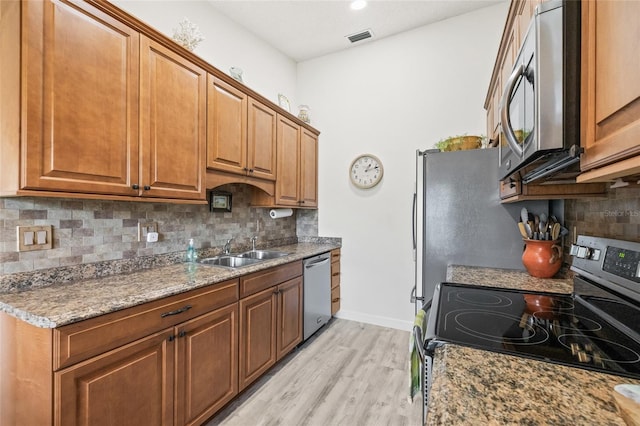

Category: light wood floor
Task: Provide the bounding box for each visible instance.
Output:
[206,319,422,426]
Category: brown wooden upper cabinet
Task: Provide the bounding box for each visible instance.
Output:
[140,37,207,201]
[207,77,277,181]
[577,0,640,183]
[262,115,318,208]
[3,0,206,202]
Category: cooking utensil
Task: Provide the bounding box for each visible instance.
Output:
[524,222,533,239]
[539,213,548,227]
[551,223,561,240]
[534,215,540,231]
[521,207,529,225]
[518,222,529,239]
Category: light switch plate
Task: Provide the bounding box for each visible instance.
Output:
[138,221,158,242]
[17,225,53,252]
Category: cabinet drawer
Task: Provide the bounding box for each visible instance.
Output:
[331,261,340,289]
[240,261,302,298]
[54,279,238,370]
[499,179,521,199]
[331,286,340,315]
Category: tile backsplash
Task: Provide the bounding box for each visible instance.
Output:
[0,184,317,276]
[565,187,640,243]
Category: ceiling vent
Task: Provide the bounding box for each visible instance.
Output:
[346,29,374,44]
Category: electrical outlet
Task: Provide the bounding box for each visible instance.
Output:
[17,225,53,251]
[138,221,158,242]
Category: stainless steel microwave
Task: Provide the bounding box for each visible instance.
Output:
[499,0,581,184]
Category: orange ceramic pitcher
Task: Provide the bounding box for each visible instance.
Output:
[522,239,562,278]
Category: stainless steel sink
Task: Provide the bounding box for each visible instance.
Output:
[237,250,289,260]
[198,255,261,268]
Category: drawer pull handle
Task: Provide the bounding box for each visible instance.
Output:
[332,298,340,303]
[332,272,340,276]
[161,305,192,318]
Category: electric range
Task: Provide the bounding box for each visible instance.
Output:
[415,235,640,416]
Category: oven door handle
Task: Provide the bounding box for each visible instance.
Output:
[500,62,525,159]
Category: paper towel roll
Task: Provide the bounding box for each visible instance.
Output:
[269,208,293,219]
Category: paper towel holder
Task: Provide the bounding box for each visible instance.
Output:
[209,191,232,212]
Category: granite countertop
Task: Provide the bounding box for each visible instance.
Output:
[426,265,636,425]
[428,344,640,425]
[0,242,339,328]
[447,264,573,293]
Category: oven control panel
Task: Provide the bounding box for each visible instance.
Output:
[572,236,640,303]
[603,246,640,282]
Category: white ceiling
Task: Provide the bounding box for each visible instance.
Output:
[207,0,505,62]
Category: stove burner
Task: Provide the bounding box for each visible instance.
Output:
[557,334,640,365]
[446,310,549,346]
[531,312,603,333]
[451,291,513,308]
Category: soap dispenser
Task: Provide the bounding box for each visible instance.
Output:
[186,238,197,263]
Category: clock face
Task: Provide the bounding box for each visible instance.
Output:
[349,154,384,189]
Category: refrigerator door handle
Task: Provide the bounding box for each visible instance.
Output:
[412,192,417,252]
[410,286,425,304]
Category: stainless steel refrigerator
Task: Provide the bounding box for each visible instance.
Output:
[411,148,548,313]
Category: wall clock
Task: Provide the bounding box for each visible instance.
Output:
[349,154,384,189]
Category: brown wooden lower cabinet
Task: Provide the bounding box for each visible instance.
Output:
[175,304,238,426]
[0,262,306,426]
[330,249,341,315]
[54,302,238,426]
[55,329,175,426]
[239,276,303,391]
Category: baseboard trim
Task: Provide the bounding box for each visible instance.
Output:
[333,310,413,332]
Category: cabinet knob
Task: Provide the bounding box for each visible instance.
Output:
[249,169,254,173]
[143,185,151,191]
[178,330,187,338]
[243,167,249,171]
[168,335,176,342]
[132,184,140,190]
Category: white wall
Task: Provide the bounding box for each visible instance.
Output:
[112,0,297,105]
[297,3,509,330]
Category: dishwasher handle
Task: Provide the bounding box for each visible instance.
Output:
[304,257,330,268]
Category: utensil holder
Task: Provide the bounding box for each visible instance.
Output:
[522,239,562,278]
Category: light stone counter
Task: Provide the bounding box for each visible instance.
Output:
[0,242,339,328]
[425,265,637,425]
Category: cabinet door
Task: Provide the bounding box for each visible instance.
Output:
[176,303,238,426]
[580,0,640,172]
[140,36,206,200]
[275,115,301,206]
[22,0,139,196]
[239,287,277,391]
[207,77,248,175]
[276,277,303,360]
[247,98,277,181]
[55,330,174,426]
[299,128,318,207]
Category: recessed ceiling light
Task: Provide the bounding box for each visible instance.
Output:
[350,0,367,11]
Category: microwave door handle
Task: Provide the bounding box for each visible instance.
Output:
[500,63,525,158]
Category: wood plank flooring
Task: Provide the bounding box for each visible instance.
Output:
[206,319,422,426]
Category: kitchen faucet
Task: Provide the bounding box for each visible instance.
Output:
[223,238,233,255]
[250,236,257,251]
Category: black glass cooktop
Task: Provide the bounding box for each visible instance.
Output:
[433,282,640,379]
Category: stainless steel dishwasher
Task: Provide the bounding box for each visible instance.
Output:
[303,252,331,340]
